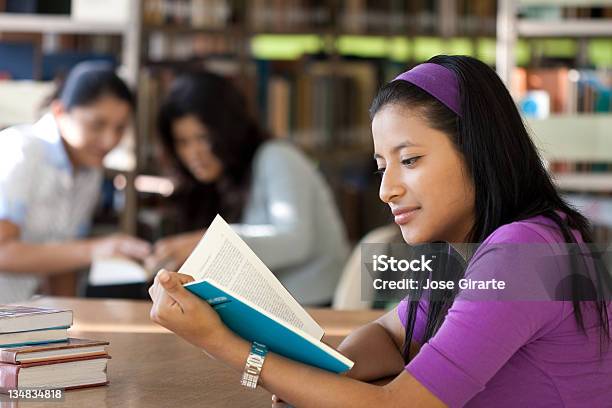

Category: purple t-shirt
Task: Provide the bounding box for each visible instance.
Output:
[398,215,612,407]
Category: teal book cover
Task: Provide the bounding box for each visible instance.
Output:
[185,280,353,374]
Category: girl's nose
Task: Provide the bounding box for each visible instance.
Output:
[379,165,405,204]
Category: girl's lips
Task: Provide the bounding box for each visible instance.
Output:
[392,207,420,225]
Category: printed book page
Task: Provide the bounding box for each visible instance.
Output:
[179,215,324,339]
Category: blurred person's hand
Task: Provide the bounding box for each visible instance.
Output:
[90,234,151,261]
[145,231,202,273]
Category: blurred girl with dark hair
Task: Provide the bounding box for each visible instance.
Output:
[149,71,349,306]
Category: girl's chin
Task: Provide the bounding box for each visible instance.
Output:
[399,226,431,245]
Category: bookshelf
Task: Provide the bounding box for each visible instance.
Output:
[497,0,612,243]
[2,2,609,241]
[10,1,568,242]
[0,3,141,83]
[136,1,600,241]
[133,0,502,242]
[497,0,612,86]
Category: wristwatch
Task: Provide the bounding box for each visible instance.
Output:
[240,341,268,389]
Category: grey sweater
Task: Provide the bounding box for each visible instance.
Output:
[232,141,349,305]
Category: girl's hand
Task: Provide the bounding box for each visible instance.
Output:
[145,232,202,272]
[148,270,231,350]
[91,234,151,261]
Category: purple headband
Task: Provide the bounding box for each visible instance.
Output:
[393,63,461,116]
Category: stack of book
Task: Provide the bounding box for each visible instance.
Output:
[0,306,110,392]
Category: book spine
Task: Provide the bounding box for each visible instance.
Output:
[0,364,19,393]
[0,350,17,364]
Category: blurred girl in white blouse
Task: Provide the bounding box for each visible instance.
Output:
[0,62,150,303]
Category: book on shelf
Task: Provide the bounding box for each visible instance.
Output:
[267,76,292,139]
[147,31,237,62]
[339,0,407,34]
[143,0,234,29]
[0,338,109,364]
[514,67,612,115]
[178,215,353,373]
[338,0,496,35]
[259,59,377,150]
[519,4,612,20]
[140,57,378,158]
[141,0,496,35]
[549,161,612,174]
[250,0,331,32]
[459,0,496,35]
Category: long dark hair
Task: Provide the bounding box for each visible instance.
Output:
[158,71,270,229]
[369,55,610,362]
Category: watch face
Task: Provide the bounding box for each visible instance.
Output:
[242,342,267,389]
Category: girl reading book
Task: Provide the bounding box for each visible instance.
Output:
[148,55,611,407]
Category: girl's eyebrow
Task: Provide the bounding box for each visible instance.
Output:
[373,142,415,159]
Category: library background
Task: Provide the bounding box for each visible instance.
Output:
[0,0,611,301]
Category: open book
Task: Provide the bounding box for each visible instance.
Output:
[88,257,153,286]
[179,215,353,373]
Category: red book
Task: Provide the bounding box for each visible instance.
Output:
[0,338,109,364]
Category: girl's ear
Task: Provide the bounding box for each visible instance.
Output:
[49,99,68,119]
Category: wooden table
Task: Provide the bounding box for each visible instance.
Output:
[2,297,384,408]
